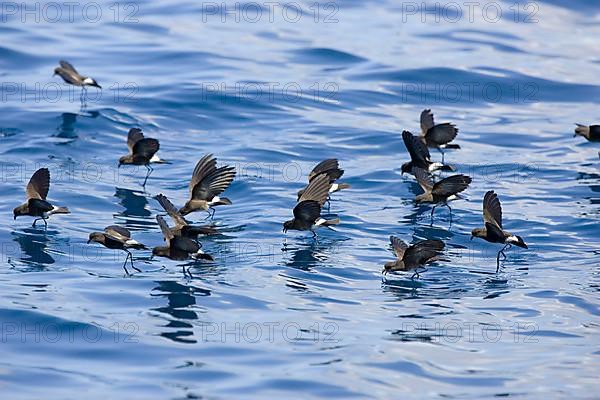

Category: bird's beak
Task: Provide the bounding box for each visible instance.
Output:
[87,239,91,244]
[13,215,16,220]
[573,133,577,137]
[93,83,102,89]
[382,268,387,275]
[470,235,474,241]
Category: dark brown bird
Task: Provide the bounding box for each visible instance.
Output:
[401,130,454,175]
[118,128,165,186]
[296,159,351,202]
[471,190,528,271]
[155,194,218,239]
[179,154,236,218]
[152,215,214,277]
[574,124,600,142]
[13,168,70,228]
[413,167,471,220]
[283,173,340,239]
[54,60,101,88]
[383,236,444,277]
[88,226,146,275]
[420,109,460,163]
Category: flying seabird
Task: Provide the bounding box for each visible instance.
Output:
[88,226,146,275]
[155,194,218,239]
[401,130,454,175]
[118,128,165,186]
[383,236,445,278]
[420,109,460,163]
[296,158,350,204]
[413,167,472,220]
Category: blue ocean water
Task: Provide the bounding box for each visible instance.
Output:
[0,0,599,398]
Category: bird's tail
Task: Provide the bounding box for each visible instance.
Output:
[509,235,528,249]
[433,163,455,172]
[442,144,460,149]
[193,252,214,261]
[336,183,351,191]
[49,206,70,215]
[574,123,589,138]
[128,242,147,250]
[183,225,219,236]
[323,217,340,226]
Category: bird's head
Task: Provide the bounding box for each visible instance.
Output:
[282,220,293,233]
[13,204,27,220]
[471,228,485,240]
[401,162,411,175]
[87,232,104,244]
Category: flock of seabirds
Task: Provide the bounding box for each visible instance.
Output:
[11,61,600,278]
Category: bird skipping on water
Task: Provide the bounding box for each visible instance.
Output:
[53,60,101,104]
[155,194,218,239]
[471,190,528,271]
[13,168,70,228]
[179,154,236,219]
[382,236,445,278]
[413,167,471,221]
[283,173,340,239]
[87,226,146,275]
[118,128,166,186]
[152,215,214,278]
[419,109,460,163]
[401,130,454,175]
[296,158,350,207]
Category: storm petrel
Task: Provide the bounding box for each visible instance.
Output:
[383,236,444,278]
[88,226,146,275]
[420,109,460,163]
[471,190,528,271]
[401,130,454,175]
[53,60,100,104]
[283,173,339,239]
[179,154,236,219]
[13,168,70,228]
[413,167,472,220]
[118,128,165,186]
[296,158,351,203]
[155,193,218,239]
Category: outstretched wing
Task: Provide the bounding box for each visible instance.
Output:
[299,173,330,206]
[485,222,506,242]
[426,123,458,145]
[420,109,435,134]
[293,200,321,223]
[403,239,444,267]
[413,167,434,193]
[402,130,431,163]
[156,194,187,228]
[308,159,344,182]
[432,174,471,197]
[390,236,408,260]
[483,190,502,228]
[189,154,218,195]
[59,60,78,74]
[191,165,236,201]
[26,168,50,200]
[156,215,174,243]
[132,138,159,160]
[127,128,144,152]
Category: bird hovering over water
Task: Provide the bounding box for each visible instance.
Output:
[53,60,101,104]
[13,168,70,228]
[296,158,350,206]
[283,173,340,239]
[413,167,471,221]
[179,154,236,219]
[118,128,165,186]
[419,109,460,163]
[155,194,218,239]
[87,226,146,275]
[383,236,445,278]
[471,190,528,271]
[401,130,454,175]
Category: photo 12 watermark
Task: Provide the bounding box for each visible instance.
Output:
[0,2,140,23]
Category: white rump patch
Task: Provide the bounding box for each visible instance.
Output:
[83,77,94,85]
[429,162,443,171]
[330,183,339,192]
[149,154,162,163]
[209,196,221,205]
[507,235,519,243]
[314,218,327,226]
[125,239,139,246]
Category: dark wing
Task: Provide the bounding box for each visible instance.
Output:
[127,128,144,153]
[426,123,458,145]
[28,198,54,213]
[412,239,445,252]
[171,236,200,254]
[413,167,433,193]
[192,165,236,201]
[432,174,472,196]
[403,244,442,268]
[483,190,502,228]
[104,225,131,242]
[299,173,330,206]
[485,222,506,242]
[132,138,159,159]
[420,109,435,134]
[59,60,78,74]
[308,159,344,182]
[26,168,50,200]
[156,194,187,228]
[156,215,174,244]
[293,200,321,223]
[390,236,408,260]
[189,154,218,196]
[402,130,431,163]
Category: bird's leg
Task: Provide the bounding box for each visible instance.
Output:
[445,203,453,224]
[430,205,437,224]
[43,218,48,229]
[326,196,331,212]
[129,250,142,273]
[439,148,445,164]
[311,230,319,243]
[411,269,420,280]
[142,164,153,187]
[122,252,132,275]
